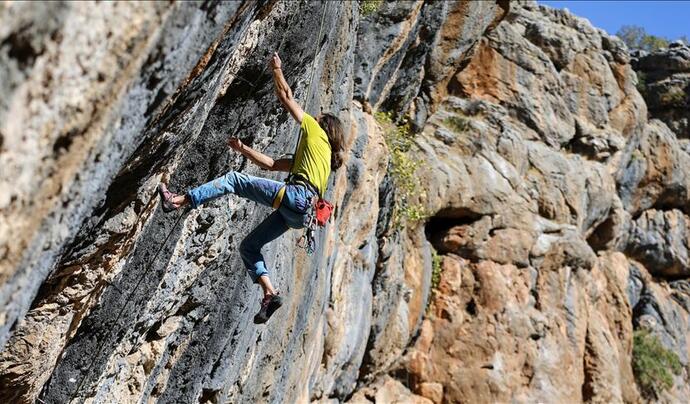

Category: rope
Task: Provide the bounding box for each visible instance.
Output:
[289,1,328,258]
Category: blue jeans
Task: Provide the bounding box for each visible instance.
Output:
[187,171,314,283]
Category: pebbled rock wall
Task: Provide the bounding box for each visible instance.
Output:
[1,1,689,403]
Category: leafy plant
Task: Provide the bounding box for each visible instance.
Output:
[444,115,470,133]
[359,0,382,17]
[375,111,428,227]
[632,330,683,398]
[425,249,443,314]
[640,34,670,52]
[431,250,442,291]
[631,149,644,162]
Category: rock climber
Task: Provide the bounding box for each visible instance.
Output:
[158,52,344,324]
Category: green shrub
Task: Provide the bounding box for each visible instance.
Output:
[359,0,382,17]
[431,250,442,290]
[660,89,686,105]
[375,111,428,227]
[444,115,470,133]
[426,249,443,314]
[632,330,683,397]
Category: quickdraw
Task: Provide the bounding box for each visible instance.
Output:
[297,196,333,256]
[297,202,318,255]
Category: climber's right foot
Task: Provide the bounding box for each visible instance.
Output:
[253,293,283,324]
[158,183,180,213]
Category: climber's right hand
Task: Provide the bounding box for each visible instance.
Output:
[227,137,244,152]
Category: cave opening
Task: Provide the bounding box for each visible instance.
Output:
[424,208,483,245]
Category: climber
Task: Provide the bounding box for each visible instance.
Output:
[157,52,344,324]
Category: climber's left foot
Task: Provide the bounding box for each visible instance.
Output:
[253,293,283,324]
[158,183,181,213]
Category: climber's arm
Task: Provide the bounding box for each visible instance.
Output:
[271,52,304,123]
[271,158,293,172]
[228,138,292,172]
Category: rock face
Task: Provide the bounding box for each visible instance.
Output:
[1,1,689,403]
[633,42,690,139]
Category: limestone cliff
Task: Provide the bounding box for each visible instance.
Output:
[633,41,690,141]
[1,1,689,403]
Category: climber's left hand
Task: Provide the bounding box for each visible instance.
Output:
[227,137,244,151]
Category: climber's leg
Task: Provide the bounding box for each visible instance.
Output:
[186,171,282,209]
[239,211,288,324]
[258,274,277,297]
[239,210,289,285]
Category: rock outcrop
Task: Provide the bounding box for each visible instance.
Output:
[1,1,689,403]
[633,42,690,139]
[362,2,690,403]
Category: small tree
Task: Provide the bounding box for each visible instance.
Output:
[632,330,683,398]
[617,25,646,49]
[616,25,670,52]
[640,34,669,51]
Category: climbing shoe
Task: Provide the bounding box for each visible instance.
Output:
[253,293,283,324]
[157,183,180,213]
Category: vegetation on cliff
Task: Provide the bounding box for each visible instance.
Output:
[375,111,427,226]
[632,330,683,397]
[617,24,687,51]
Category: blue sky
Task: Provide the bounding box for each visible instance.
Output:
[539,1,689,40]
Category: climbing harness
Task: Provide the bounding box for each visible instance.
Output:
[297,195,334,255]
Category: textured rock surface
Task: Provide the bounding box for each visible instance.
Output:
[0,1,504,403]
[633,42,690,139]
[365,2,690,403]
[1,1,690,403]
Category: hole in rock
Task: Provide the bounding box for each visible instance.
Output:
[199,388,220,403]
[424,207,484,257]
[424,208,483,240]
[466,298,477,316]
[2,26,39,69]
[586,215,616,252]
[53,130,77,155]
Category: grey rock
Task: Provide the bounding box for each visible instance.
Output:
[633,43,690,138]
[616,120,690,215]
[630,266,690,366]
[625,209,690,278]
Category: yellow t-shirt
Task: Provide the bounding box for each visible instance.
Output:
[291,113,331,196]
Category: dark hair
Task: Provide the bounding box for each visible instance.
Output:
[318,113,345,170]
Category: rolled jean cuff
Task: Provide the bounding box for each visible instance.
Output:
[250,266,269,284]
[187,190,200,209]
